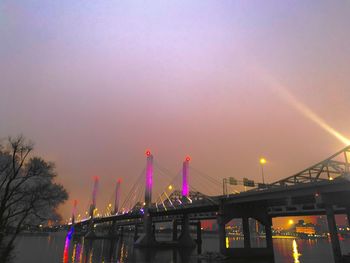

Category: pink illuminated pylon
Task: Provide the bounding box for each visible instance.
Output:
[145,150,153,207]
[182,156,190,197]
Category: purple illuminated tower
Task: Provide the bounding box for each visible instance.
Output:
[182,156,190,197]
[135,150,156,246]
[145,150,153,207]
[114,179,121,214]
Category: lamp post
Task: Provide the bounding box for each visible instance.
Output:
[259,158,267,185]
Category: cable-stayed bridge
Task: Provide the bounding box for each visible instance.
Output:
[69,147,350,263]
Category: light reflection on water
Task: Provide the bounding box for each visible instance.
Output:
[292,239,301,263]
[13,233,350,263]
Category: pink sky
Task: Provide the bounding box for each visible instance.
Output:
[1,1,350,223]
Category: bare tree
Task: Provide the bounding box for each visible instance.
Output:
[0,136,68,262]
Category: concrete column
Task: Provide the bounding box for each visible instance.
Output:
[144,212,153,240]
[218,216,226,254]
[172,220,178,241]
[265,223,273,249]
[109,220,116,237]
[178,214,195,247]
[346,207,350,227]
[196,221,202,245]
[134,209,156,247]
[242,217,251,249]
[134,225,139,241]
[117,227,124,260]
[326,205,342,263]
[197,221,202,254]
[85,219,96,239]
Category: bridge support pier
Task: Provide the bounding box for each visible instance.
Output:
[196,221,202,245]
[134,210,156,247]
[217,201,274,260]
[178,214,196,247]
[265,220,273,250]
[108,221,117,238]
[217,216,226,254]
[242,217,251,249]
[85,219,96,239]
[133,225,139,241]
[326,205,342,263]
[172,220,178,241]
[346,206,350,227]
[196,221,202,254]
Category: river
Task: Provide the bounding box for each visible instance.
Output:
[11,232,350,263]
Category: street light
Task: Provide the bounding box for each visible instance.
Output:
[259,158,267,185]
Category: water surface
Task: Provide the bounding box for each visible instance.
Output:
[13,233,350,263]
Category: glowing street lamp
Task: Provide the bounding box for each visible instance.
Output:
[259,158,267,185]
[168,185,173,191]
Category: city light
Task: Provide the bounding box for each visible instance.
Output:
[259,157,267,184]
[288,219,294,225]
[168,185,173,190]
[260,158,267,165]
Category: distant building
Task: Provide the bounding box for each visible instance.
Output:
[295,220,316,235]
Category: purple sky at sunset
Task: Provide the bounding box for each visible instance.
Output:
[1,1,350,226]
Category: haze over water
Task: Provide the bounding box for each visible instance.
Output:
[1,1,350,223]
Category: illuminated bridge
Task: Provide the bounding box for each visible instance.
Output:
[70,147,350,263]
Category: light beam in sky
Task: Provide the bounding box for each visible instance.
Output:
[273,83,350,146]
[255,68,350,146]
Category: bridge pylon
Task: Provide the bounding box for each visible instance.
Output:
[114,179,121,215]
[71,199,77,225]
[178,156,196,247]
[89,176,99,218]
[182,156,190,198]
[144,150,153,207]
[86,176,99,239]
[134,150,156,247]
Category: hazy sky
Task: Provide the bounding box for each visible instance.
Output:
[1,1,350,222]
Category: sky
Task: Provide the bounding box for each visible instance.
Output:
[1,1,350,226]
